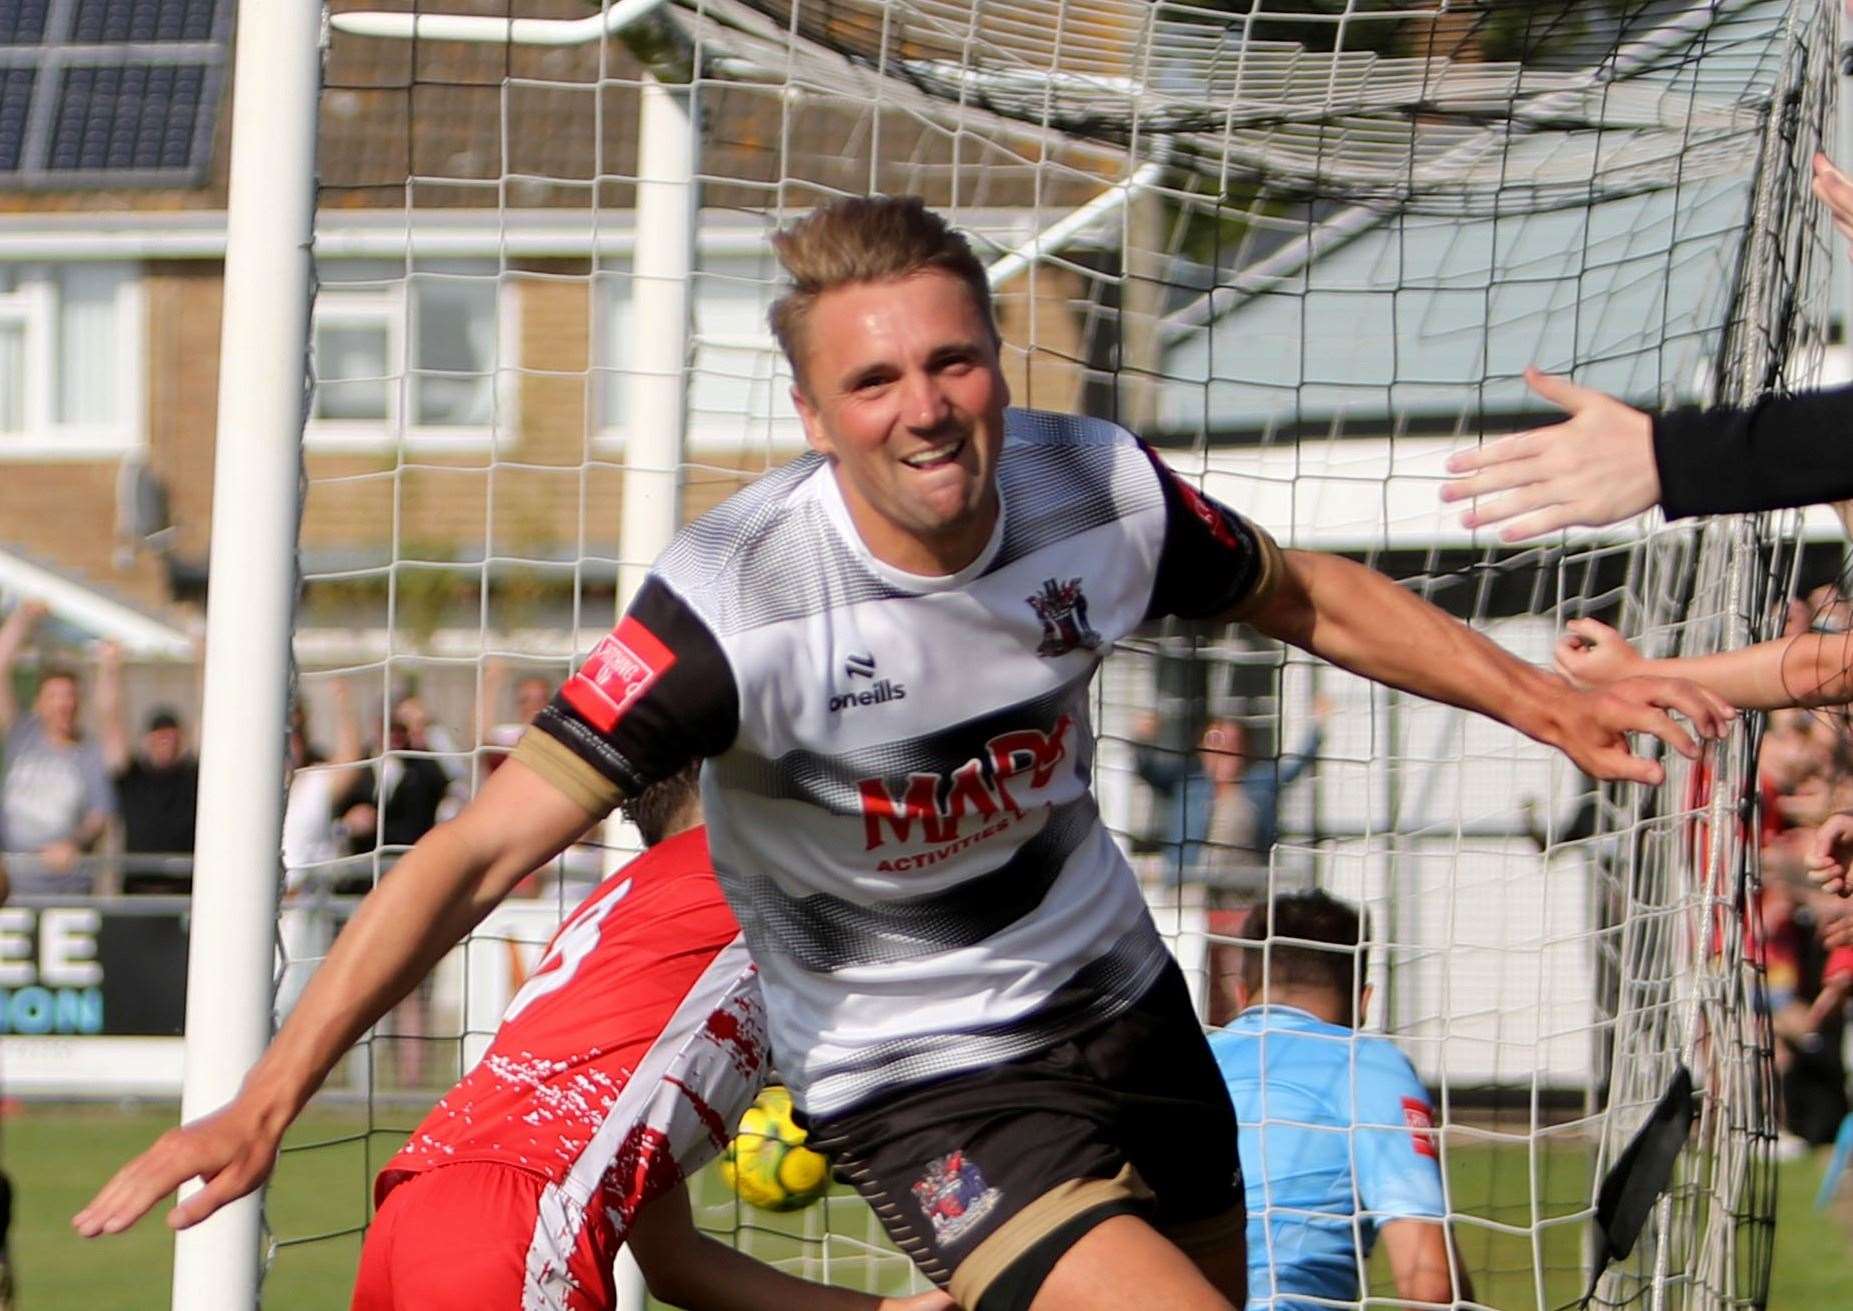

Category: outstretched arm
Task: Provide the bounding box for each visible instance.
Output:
[1440,366,1853,538]
[1557,617,1853,712]
[628,1181,955,1311]
[0,599,47,735]
[1241,551,1731,784]
[1442,155,1853,539]
[72,757,600,1238]
[94,641,131,776]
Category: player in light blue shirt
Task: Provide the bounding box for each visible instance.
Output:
[1209,890,1472,1309]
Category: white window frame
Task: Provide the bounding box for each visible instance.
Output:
[594,258,805,457]
[306,262,519,453]
[0,262,145,460]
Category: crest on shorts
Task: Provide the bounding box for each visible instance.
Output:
[911,1149,1002,1248]
[1028,577,1101,658]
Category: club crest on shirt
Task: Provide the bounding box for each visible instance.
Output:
[911,1149,1001,1248]
[1401,1097,1439,1159]
[1027,577,1101,658]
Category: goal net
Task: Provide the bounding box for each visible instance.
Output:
[260,1,1836,1306]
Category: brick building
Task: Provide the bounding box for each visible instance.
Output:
[0,0,1119,688]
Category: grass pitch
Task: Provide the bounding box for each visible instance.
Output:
[16,1100,1853,1308]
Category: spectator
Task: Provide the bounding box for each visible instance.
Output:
[1759,877,1850,1149]
[95,641,199,894]
[1210,890,1472,1311]
[282,682,366,893]
[1556,611,1853,1144]
[479,659,556,771]
[1133,697,1330,877]
[277,681,366,1022]
[332,690,457,1087]
[0,601,114,895]
[336,693,454,870]
[391,690,466,795]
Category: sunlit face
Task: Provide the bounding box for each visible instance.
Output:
[34,675,78,739]
[791,270,1010,576]
[1199,719,1247,785]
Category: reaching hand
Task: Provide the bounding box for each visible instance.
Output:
[1440,368,1659,540]
[1554,618,1645,690]
[1812,154,1853,260]
[1550,676,1732,786]
[1806,812,1853,898]
[73,1095,283,1237]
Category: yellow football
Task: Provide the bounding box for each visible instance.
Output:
[719,1085,832,1212]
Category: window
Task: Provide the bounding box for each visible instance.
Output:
[309,260,510,450]
[0,262,143,456]
[597,257,802,452]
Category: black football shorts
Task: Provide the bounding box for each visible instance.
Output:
[803,960,1244,1311]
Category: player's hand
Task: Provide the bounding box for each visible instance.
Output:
[1440,367,1659,540]
[879,1293,957,1311]
[1806,812,1853,897]
[1813,154,1853,259]
[1555,618,1645,690]
[1550,676,1733,785]
[72,1095,282,1237]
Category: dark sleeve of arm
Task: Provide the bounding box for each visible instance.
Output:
[1139,443,1287,623]
[1653,383,1853,519]
[513,576,738,814]
[1132,741,1189,792]
[1275,725,1323,788]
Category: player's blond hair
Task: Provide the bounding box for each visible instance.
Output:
[769,195,997,394]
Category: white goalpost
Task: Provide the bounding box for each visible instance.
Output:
[178,1,1840,1307]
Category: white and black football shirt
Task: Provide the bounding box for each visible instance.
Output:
[514,407,1282,1116]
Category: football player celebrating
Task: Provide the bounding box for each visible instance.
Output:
[81,196,1728,1311]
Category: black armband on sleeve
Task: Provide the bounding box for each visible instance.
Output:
[1140,443,1285,622]
[532,576,739,799]
[1654,383,1853,519]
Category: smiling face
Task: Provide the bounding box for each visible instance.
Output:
[34,673,79,741]
[790,269,1010,576]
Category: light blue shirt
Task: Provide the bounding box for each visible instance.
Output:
[1210,1005,1447,1309]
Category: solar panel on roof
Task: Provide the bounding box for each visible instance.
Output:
[0,68,34,172]
[0,0,226,184]
[0,2,51,45]
[72,0,219,45]
[51,63,206,172]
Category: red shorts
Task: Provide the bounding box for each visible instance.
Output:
[351,1161,620,1311]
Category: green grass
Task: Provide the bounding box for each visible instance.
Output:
[14,1101,1853,1308]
